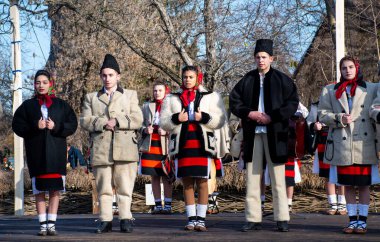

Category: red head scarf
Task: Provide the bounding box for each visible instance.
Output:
[180,66,203,107]
[335,57,360,99]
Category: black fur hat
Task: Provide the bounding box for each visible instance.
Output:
[254,39,273,56]
[100,54,120,74]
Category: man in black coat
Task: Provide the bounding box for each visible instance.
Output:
[230,39,299,232]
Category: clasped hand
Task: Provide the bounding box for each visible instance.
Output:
[105,118,117,131]
[248,111,271,124]
[178,108,202,122]
[38,117,55,130]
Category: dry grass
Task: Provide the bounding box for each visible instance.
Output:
[65,167,93,191]
[0,159,325,196]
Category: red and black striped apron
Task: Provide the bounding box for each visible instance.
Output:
[177,122,210,178]
[337,164,372,186]
[317,130,330,178]
[285,157,301,187]
[140,127,166,177]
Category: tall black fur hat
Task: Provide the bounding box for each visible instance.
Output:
[100,54,120,74]
[254,39,273,56]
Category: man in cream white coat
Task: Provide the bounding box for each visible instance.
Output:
[80,54,143,233]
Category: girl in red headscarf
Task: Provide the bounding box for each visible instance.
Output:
[12,70,77,236]
[159,66,226,231]
[139,80,173,214]
[319,56,380,234]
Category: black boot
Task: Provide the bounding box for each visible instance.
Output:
[95,221,112,234]
[241,222,262,232]
[276,221,289,232]
[120,219,134,233]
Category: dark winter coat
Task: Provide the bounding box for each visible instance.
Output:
[229,67,299,164]
[12,97,78,177]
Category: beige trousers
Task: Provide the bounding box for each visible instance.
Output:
[94,161,137,221]
[245,133,289,222]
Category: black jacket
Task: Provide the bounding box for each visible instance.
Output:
[229,67,299,164]
[12,97,78,177]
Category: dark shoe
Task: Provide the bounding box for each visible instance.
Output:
[277,221,289,232]
[37,228,47,236]
[95,221,112,234]
[241,222,262,232]
[120,219,134,233]
[151,206,163,214]
[47,226,58,236]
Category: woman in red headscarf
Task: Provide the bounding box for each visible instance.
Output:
[12,70,77,236]
[139,80,173,214]
[160,66,226,231]
[319,56,380,234]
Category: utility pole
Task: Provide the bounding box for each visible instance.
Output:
[10,0,24,216]
[335,0,345,82]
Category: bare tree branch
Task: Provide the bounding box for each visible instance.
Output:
[151,0,194,66]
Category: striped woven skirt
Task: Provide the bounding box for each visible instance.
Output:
[285,157,302,187]
[139,131,166,177]
[263,157,301,186]
[32,173,65,195]
[176,122,211,178]
[329,164,380,186]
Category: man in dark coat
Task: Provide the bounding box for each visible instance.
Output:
[230,39,299,232]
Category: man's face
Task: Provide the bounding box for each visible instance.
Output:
[255,52,273,73]
[341,60,356,80]
[100,68,120,90]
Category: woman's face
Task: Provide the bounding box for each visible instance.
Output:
[341,60,356,80]
[153,84,166,101]
[35,75,51,95]
[182,70,197,89]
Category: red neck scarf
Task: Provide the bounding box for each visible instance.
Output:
[180,86,198,107]
[335,60,360,99]
[36,93,56,108]
[155,99,163,113]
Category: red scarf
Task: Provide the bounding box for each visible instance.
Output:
[180,87,197,107]
[36,93,56,108]
[335,61,360,99]
[155,99,163,113]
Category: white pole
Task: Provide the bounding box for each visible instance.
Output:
[10,0,24,216]
[336,0,345,82]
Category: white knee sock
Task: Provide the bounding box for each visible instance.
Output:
[38,213,47,229]
[346,204,357,217]
[338,195,346,205]
[358,204,369,217]
[196,204,208,219]
[186,204,196,218]
[327,194,337,204]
